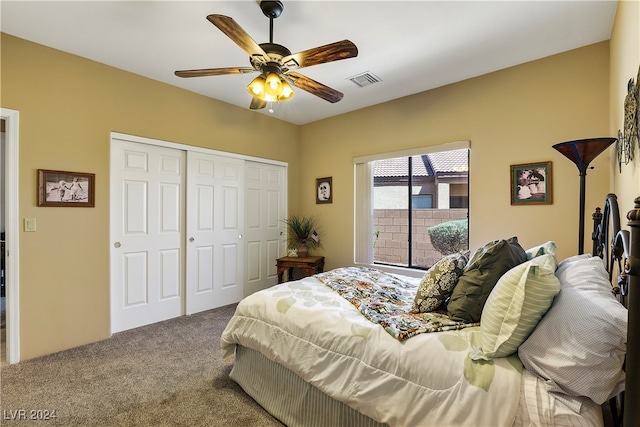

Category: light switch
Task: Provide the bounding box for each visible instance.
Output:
[24,218,36,232]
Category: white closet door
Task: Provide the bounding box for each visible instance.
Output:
[245,161,287,296]
[185,151,245,314]
[110,140,185,333]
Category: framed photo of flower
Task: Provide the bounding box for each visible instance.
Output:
[510,162,552,205]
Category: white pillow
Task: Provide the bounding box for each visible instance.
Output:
[471,254,560,360]
[554,253,591,279]
[525,241,558,261]
[518,255,627,408]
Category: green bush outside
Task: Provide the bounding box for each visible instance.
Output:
[427,219,468,255]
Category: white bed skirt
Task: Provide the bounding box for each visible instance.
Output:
[231,345,387,427]
[230,345,604,427]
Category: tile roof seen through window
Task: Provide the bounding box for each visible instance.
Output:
[373,149,468,178]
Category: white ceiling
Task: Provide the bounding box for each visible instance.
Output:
[1,1,618,125]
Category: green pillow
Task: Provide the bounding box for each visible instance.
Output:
[470,254,560,360]
[411,251,469,313]
[447,237,527,323]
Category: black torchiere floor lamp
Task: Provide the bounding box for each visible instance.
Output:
[552,137,617,255]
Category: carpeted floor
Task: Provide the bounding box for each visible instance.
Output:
[0,304,285,427]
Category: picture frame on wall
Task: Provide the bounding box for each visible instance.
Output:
[510,161,552,205]
[37,169,95,207]
[316,177,332,204]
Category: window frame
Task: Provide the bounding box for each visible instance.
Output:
[353,140,470,277]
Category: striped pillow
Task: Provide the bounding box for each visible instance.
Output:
[471,254,560,360]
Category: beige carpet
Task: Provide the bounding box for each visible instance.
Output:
[0,304,285,427]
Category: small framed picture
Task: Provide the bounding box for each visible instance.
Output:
[316,177,332,204]
[510,162,552,205]
[38,169,95,207]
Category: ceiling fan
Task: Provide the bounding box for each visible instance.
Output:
[175,0,358,110]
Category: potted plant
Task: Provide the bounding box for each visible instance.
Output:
[282,214,321,257]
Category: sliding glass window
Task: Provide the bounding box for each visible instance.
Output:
[355,143,469,270]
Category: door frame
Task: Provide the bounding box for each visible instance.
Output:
[2,108,20,364]
[110,132,287,330]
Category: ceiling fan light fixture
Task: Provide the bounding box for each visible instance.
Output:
[278,80,294,101]
[247,75,266,97]
[265,72,283,96]
[249,72,294,103]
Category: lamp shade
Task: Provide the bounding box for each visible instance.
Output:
[552,138,616,172]
[264,72,283,97]
[247,75,266,98]
[278,80,294,101]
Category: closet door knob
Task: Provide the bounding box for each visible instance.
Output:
[189,237,195,243]
[114,242,121,248]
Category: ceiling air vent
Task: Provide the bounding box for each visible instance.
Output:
[348,72,382,88]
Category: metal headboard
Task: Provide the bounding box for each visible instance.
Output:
[624,197,640,427]
[592,194,639,427]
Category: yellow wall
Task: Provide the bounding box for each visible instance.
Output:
[611,0,640,216]
[4,2,637,360]
[300,42,611,270]
[1,33,300,360]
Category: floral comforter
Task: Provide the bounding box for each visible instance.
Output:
[315,266,477,340]
[221,269,522,427]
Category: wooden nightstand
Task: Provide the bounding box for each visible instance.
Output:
[276,256,325,283]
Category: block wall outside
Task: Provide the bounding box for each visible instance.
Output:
[373,208,468,268]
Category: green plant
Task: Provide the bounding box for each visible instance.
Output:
[427,219,468,255]
[282,214,322,250]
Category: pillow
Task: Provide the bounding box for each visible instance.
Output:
[554,253,591,279]
[525,241,558,260]
[518,256,627,408]
[471,254,560,360]
[447,237,527,323]
[411,251,469,313]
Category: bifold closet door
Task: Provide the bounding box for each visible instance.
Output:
[110,140,185,333]
[185,151,245,314]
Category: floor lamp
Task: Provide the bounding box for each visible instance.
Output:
[552,137,616,255]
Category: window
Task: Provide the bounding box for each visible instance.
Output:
[412,194,433,209]
[354,142,469,270]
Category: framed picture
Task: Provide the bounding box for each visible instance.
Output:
[316,177,332,204]
[38,169,95,207]
[510,161,552,205]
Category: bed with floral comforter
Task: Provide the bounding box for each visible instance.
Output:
[221,268,522,426]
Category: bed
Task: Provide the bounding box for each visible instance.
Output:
[221,193,637,427]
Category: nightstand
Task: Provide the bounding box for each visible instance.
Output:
[276,256,325,283]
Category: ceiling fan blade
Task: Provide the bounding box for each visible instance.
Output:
[175,67,255,78]
[281,40,358,70]
[207,14,269,60]
[250,97,267,110]
[286,72,344,103]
